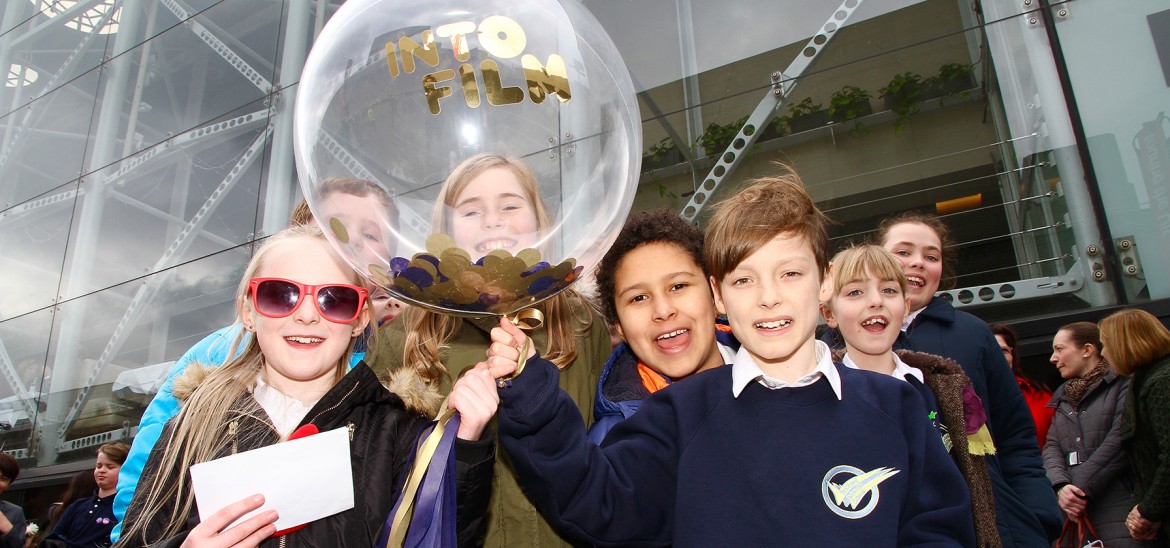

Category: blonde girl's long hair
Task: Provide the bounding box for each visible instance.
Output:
[403,154,591,383]
[120,225,368,544]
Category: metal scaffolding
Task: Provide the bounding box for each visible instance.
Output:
[0,0,317,463]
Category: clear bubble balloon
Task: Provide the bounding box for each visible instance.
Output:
[295,0,640,317]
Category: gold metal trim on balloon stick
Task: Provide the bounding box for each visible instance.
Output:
[496,308,544,388]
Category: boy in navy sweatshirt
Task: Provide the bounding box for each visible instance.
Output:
[477,167,977,547]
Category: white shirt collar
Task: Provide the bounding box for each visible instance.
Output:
[716,340,737,366]
[902,307,925,331]
[731,340,842,400]
[842,351,925,383]
[252,375,318,438]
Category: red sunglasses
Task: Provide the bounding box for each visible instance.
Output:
[248,277,368,324]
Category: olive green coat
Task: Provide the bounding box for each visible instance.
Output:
[370,303,609,547]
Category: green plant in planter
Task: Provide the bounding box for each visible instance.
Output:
[658,182,677,199]
[934,62,975,103]
[787,97,823,118]
[829,85,872,136]
[694,115,748,157]
[781,97,827,134]
[880,71,924,131]
[644,137,681,169]
[768,116,788,138]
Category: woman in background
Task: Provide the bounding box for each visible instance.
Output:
[990,323,1054,448]
[1099,309,1170,544]
[1043,322,1145,546]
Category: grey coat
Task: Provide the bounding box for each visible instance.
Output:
[1044,371,1150,546]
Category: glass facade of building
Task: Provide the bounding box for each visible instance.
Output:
[0,0,1167,497]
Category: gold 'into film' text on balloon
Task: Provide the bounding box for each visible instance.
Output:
[385,14,572,114]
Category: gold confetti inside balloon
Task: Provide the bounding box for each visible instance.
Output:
[295,0,640,316]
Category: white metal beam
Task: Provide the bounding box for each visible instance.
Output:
[159,0,272,93]
[56,124,271,443]
[679,0,864,222]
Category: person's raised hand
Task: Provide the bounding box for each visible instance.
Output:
[484,317,534,379]
[180,494,277,548]
[449,363,499,441]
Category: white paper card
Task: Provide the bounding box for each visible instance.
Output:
[189,426,354,531]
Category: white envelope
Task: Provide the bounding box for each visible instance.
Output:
[190,426,354,532]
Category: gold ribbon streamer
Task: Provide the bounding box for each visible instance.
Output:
[387,399,455,546]
[386,308,545,545]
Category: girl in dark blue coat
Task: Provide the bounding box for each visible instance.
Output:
[878,212,1061,546]
[827,212,1062,546]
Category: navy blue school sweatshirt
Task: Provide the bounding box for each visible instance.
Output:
[498,354,976,547]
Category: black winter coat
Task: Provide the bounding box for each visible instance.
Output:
[1044,371,1149,546]
[118,362,494,548]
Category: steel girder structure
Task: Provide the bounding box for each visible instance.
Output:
[673,0,1129,312]
[0,0,307,462]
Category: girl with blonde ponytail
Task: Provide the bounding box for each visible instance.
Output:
[117,225,495,548]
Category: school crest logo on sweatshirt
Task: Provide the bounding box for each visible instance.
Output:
[821,465,900,519]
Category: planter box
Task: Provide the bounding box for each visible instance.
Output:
[883,92,916,112]
[756,121,783,142]
[703,142,731,157]
[788,109,830,134]
[641,148,684,170]
[923,73,975,100]
[830,99,873,124]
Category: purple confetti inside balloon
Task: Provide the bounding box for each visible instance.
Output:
[401,266,435,288]
[418,254,440,268]
[389,257,409,273]
[478,293,500,306]
[522,261,551,277]
[527,276,556,295]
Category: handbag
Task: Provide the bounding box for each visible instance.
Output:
[1056,516,1104,548]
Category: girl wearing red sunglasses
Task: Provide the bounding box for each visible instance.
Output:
[118,225,496,548]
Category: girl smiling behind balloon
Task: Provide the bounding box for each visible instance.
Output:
[117,225,495,548]
[372,153,611,547]
[820,245,999,546]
